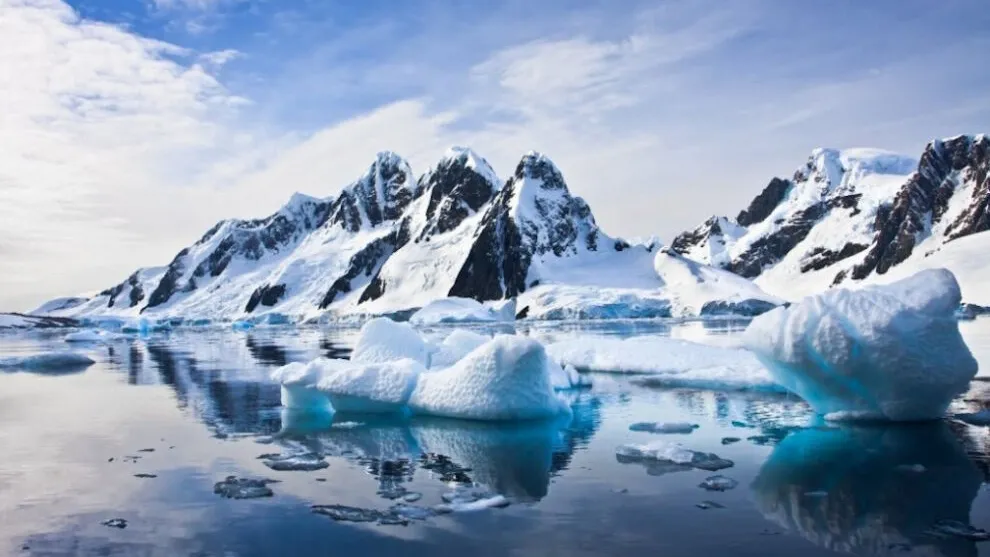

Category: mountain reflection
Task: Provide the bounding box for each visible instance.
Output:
[751,422,982,556]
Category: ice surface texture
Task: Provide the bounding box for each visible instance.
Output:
[743,268,977,421]
[408,336,571,421]
[351,318,430,367]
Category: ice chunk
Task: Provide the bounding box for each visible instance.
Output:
[548,336,781,392]
[436,486,511,512]
[261,453,329,472]
[429,329,490,369]
[743,269,978,421]
[410,297,516,325]
[548,361,592,391]
[615,441,734,471]
[272,358,422,414]
[628,422,699,434]
[0,352,95,373]
[213,476,278,499]
[311,504,387,523]
[408,336,571,421]
[64,329,117,343]
[698,475,738,491]
[351,318,429,367]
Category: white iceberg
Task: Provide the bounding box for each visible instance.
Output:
[408,335,571,421]
[272,358,422,414]
[547,336,780,392]
[410,297,516,325]
[743,268,978,421]
[351,318,430,367]
[428,329,491,369]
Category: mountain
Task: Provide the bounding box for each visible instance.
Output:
[36,147,780,322]
[671,134,990,302]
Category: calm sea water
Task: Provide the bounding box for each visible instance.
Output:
[2,319,990,557]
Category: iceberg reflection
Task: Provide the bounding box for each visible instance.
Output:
[752,422,982,556]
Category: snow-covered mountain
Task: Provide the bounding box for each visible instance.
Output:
[36,147,781,322]
[672,134,990,302]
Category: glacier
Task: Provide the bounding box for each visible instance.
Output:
[743,268,978,421]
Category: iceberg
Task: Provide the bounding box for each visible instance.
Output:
[408,336,571,421]
[428,329,491,369]
[409,297,516,325]
[0,352,95,373]
[272,358,422,414]
[743,269,978,421]
[64,329,124,343]
[351,317,430,367]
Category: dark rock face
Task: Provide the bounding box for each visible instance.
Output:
[799,243,868,273]
[101,271,145,308]
[853,135,990,280]
[417,149,499,240]
[328,152,414,233]
[737,177,791,226]
[671,216,724,256]
[728,203,826,278]
[245,284,286,313]
[449,152,597,301]
[319,220,412,309]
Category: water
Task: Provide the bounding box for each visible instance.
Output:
[2,320,990,556]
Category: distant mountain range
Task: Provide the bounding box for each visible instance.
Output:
[32,134,990,323]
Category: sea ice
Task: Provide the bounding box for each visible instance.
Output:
[615,441,734,471]
[743,268,978,421]
[0,352,95,373]
[351,318,430,367]
[408,335,571,421]
[409,297,516,325]
[213,476,278,499]
[698,475,738,491]
[548,336,781,392]
[628,422,699,434]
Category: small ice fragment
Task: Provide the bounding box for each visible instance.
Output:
[698,475,738,491]
[615,442,734,471]
[441,485,495,504]
[436,495,509,513]
[628,422,699,434]
[213,476,278,499]
[261,454,329,472]
[390,503,435,521]
[803,490,828,498]
[731,421,754,429]
[696,501,724,510]
[331,421,364,429]
[721,437,741,445]
[101,518,127,529]
[133,473,157,479]
[402,492,423,503]
[376,514,409,526]
[64,330,109,343]
[926,519,990,541]
[312,504,382,523]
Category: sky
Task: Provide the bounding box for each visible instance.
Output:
[1,0,989,311]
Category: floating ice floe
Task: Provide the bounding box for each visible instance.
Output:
[273,358,422,414]
[698,475,738,491]
[743,269,978,421]
[628,422,699,434]
[409,297,516,325]
[547,336,782,392]
[213,476,278,499]
[0,352,95,373]
[408,335,571,421]
[615,441,734,471]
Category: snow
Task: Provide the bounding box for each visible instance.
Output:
[743,268,977,421]
[654,248,783,316]
[428,329,491,369]
[272,358,423,414]
[0,313,74,330]
[409,297,516,325]
[408,335,571,421]
[518,284,672,320]
[547,336,779,391]
[351,318,430,367]
[0,352,95,372]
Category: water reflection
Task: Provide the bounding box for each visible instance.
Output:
[278,395,602,503]
[751,422,982,556]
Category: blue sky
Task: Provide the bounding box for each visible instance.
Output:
[1,0,989,309]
